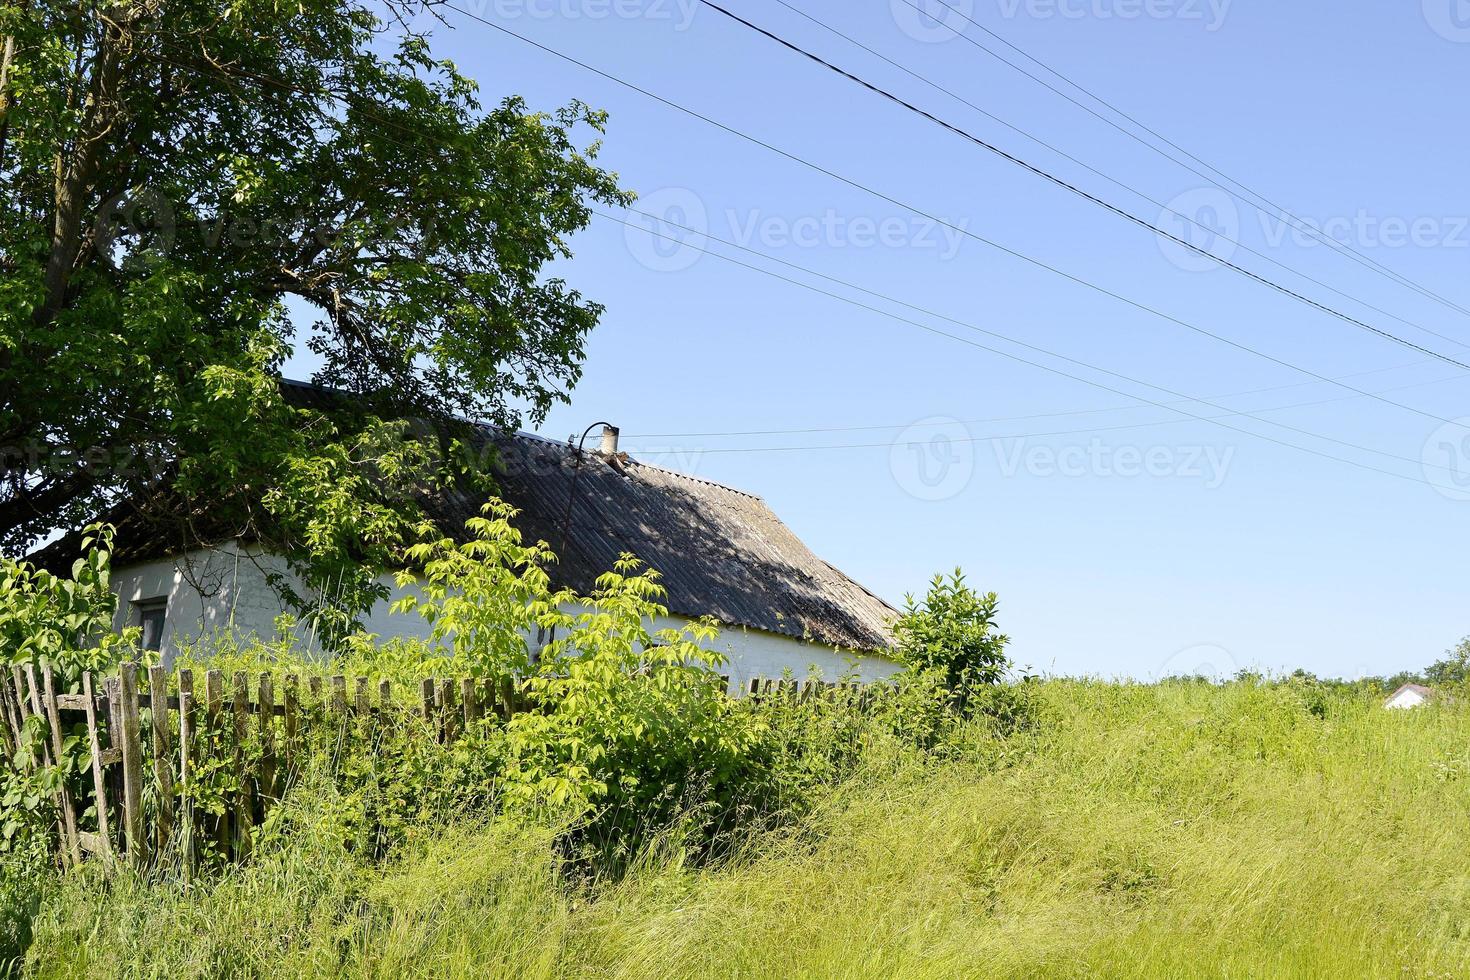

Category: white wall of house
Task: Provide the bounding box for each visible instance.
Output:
[1385,686,1431,710]
[108,544,900,693]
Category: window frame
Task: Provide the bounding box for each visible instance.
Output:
[134,598,168,653]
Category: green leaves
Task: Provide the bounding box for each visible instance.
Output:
[2,0,627,647]
[894,569,1013,697]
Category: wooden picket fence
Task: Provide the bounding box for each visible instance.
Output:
[742,676,882,705]
[0,662,886,869]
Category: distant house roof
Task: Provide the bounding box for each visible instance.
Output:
[1385,683,1435,708]
[34,382,899,653]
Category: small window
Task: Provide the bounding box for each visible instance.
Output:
[135,599,167,652]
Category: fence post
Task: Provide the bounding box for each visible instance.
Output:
[284,675,299,767]
[81,672,112,859]
[21,666,67,867]
[461,677,480,729]
[147,664,175,859]
[39,662,81,866]
[178,688,195,878]
[497,675,516,722]
[205,670,228,857]
[481,678,497,722]
[258,673,275,804]
[232,672,252,859]
[0,674,20,754]
[437,679,456,743]
[118,663,145,865]
[419,679,434,727]
[330,676,347,717]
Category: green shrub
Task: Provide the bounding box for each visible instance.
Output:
[893,569,1011,697]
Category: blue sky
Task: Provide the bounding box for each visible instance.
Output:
[295,0,1470,680]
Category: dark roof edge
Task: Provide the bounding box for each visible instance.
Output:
[281,378,763,502]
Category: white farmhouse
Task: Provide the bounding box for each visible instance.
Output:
[36,384,900,693]
[1384,683,1434,710]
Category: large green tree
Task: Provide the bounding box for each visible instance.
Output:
[0,0,629,638]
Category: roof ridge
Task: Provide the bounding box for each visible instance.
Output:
[512,429,764,502]
[278,379,764,501]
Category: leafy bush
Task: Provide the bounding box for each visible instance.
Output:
[893,569,1011,696]
[0,525,145,861]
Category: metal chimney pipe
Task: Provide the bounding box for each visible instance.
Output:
[600,424,620,455]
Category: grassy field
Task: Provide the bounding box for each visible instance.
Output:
[19,679,1470,978]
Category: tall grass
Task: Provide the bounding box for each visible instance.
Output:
[20,679,1470,978]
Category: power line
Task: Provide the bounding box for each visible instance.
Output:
[437,3,1461,428]
[767,0,1470,354]
[893,0,1470,322]
[699,0,1470,372]
[604,210,1459,485]
[628,366,1467,439]
[619,202,1460,433]
[639,410,1395,456]
[142,22,1464,487]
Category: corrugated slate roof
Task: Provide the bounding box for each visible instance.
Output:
[447,429,897,652]
[36,383,898,653]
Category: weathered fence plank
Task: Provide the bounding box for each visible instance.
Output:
[462,677,480,728]
[232,672,252,858]
[284,675,299,766]
[438,679,456,743]
[81,672,111,859]
[178,688,195,877]
[258,673,276,804]
[117,664,144,864]
[147,664,175,855]
[40,663,81,866]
